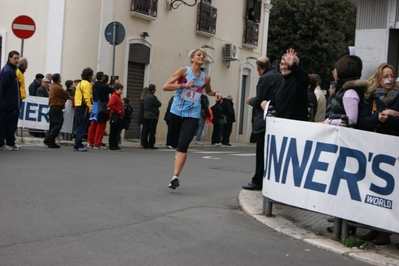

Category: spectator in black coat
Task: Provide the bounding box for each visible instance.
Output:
[211,101,225,146]
[28,73,44,96]
[265,48,310,121]
[0,50,20,151]
[221,95,236,146]
[242,56,283,191]
[142,84,162,149]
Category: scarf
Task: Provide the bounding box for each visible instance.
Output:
[373,87,399,107]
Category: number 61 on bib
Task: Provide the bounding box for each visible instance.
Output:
[181,87,201,103]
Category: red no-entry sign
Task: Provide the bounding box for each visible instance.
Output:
[12,15,36,39]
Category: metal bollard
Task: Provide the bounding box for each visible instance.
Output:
[334,217,342,240]
[263,196,273,217]
[341,219,349,240]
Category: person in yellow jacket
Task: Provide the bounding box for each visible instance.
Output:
[73,67,94,152]
[16,57,28,100]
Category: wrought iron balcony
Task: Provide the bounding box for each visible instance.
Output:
[196,2,217,37]
[243,19,259,48]
[130,0,158,21]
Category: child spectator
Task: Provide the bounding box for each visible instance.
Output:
[107,83,124,151]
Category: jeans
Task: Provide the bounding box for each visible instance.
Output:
[212,124,224,144]
[222,122,232,144]
[196,116,206,142]
[0,110,15,146]
[252,131,265,187]
[109,120,122,149]
[74,106,90,149]
[142,118,158,148]
[165,120,171,146]
[45,108,64,143]
[8,109,20,146]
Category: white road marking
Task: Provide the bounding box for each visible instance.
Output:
[194,151,237,154]
[229,153,255,156]
[202,156,220,160]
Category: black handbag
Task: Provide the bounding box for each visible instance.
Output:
[93,87,109,122]
[97,101,109,122]
[110,112,119,125]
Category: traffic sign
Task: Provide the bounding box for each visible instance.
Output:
[104,21,125,45]
[12,15,36,39]
[104,21,126,78]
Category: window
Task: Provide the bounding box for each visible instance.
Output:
[130,0,158,21]
[245,0,261,23]
[196,2,217,37]
[243,0,261,48]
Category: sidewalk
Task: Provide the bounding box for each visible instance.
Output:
[239,190,399,266]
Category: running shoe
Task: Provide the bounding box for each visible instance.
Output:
[11,144,21,150]
[168,178,180,190]
[48,143,61,148]
[0,145,13,151]
[73,147,88,152]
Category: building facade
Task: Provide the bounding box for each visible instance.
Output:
[0,0,273,143]
[354,0,399,78]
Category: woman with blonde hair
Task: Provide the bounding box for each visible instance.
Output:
[358,63,399,136]
[357,63,399,245]
[163,48,222,189]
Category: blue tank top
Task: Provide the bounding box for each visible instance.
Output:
[170,67,206,118]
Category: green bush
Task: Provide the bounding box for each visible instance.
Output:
[340,236,365,247]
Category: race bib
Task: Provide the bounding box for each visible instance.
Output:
[181,87,201,103]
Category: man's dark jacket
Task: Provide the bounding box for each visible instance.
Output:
[271,63,310,121]
[249,67,282,134]
[28,79,41,96]
[222,98,236,123]
[0,61,19,111]
[92,81,113,102]
[144,92,162,120]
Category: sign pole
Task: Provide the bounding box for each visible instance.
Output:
[112,22,116,78]
[104,21,125,84]
[20,39,24,57]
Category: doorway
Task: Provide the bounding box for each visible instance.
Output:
[238,63,254,142]
[125,43,151,139]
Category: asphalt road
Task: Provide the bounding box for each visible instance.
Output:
[0,144,366,265]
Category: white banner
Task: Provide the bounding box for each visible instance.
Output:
[263,117,399,233]
[17,96,74,133]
